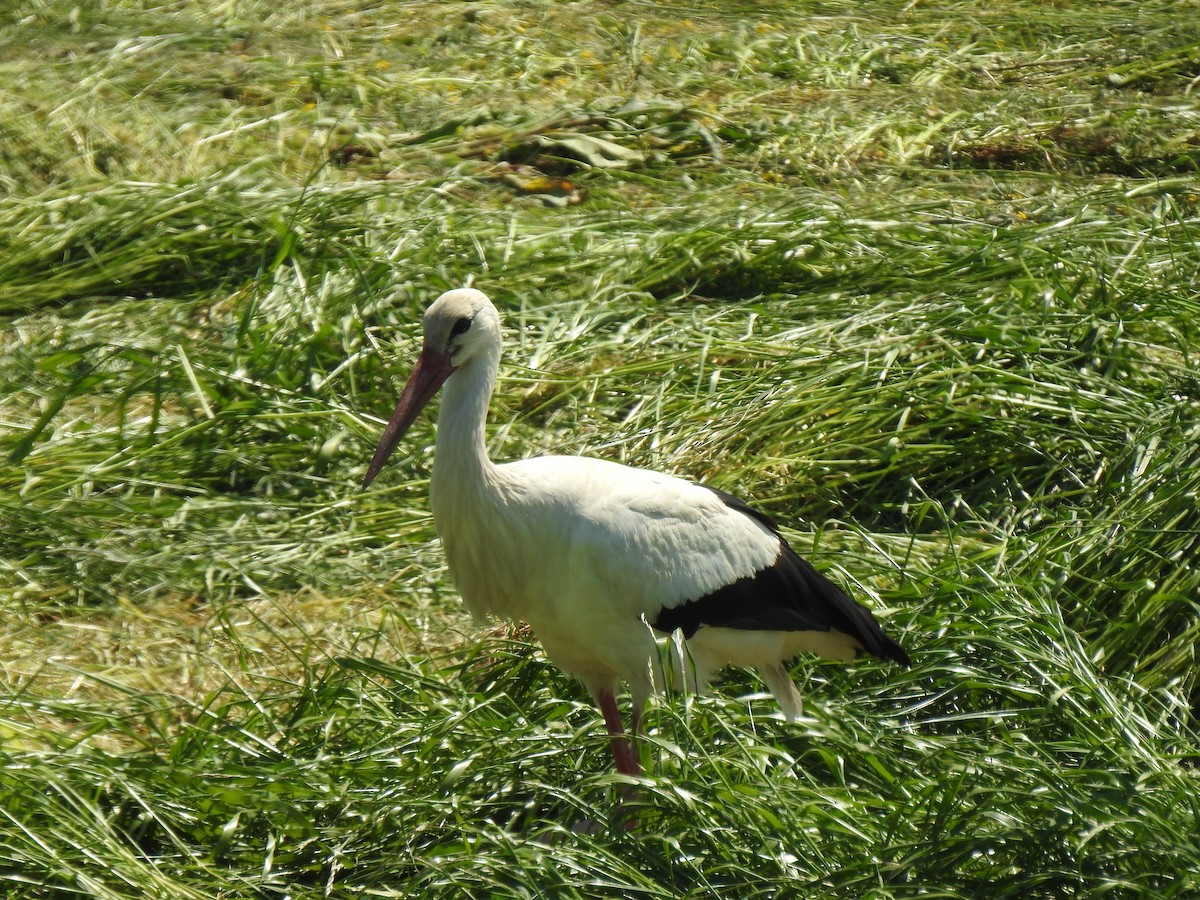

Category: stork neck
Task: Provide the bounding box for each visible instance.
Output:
[434,345,499,483]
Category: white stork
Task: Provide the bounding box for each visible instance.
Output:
[363,288,909,777]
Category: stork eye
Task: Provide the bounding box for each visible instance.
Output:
[450,316,473,338]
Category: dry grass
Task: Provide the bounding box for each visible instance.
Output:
[1,589,479,751]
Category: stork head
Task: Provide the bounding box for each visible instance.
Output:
[421,287,501,369]
[362,288,500,488]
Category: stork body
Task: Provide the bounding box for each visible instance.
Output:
[364,289,909,776]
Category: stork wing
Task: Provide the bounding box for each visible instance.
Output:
[505,456,907,665]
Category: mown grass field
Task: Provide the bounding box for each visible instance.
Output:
[2,0,1199,896]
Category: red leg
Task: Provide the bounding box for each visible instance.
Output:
[596,690,641,776]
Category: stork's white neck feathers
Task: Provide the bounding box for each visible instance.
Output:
[427,322,512,620]
[433,331,500,483]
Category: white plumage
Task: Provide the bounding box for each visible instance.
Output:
[363,288,909,776]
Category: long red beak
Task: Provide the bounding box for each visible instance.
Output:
[362,347,455,488]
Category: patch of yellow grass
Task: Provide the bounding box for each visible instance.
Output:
[0,590,476,752]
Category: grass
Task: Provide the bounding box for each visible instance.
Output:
[2,0,1199,896]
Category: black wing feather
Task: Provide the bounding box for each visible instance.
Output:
[649,486,910,667]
